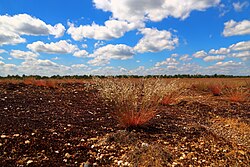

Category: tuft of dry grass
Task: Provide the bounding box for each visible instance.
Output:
[224,87,249,102]
[93,78,185,128]
[208,83,223,96]
[23,78,58,88]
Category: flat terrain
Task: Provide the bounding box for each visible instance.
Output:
[0,79,249,166]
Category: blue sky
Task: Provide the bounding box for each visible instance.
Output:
[0,0,250,76]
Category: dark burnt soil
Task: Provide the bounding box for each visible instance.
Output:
[0,83,249,167]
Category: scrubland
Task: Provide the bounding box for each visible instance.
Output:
[0,77,249,166]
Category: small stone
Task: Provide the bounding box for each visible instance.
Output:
[65,153,71,158]
[63,159,67,162]
[55,150,59,154]
[0,143,2,146]
[1,134,7,138]
[13,134,20,137]
[124,162,130,166]
[26,160,33,165]
[25,140,30,144]
[238,150,245,155]
[172,162,178,166]
[84,161,91,167]
[141,142,149,148]
[117,160,123,166]
[31,133,35,136]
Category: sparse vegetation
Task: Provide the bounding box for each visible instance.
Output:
[93,78,185,128]
[0,77,249,166]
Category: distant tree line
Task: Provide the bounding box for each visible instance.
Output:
[0,74,249,79]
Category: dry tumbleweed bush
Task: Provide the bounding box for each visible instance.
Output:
[93,78,185,127]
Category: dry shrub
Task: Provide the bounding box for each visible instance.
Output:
[208,83,223,96]
[192,82,209,92]
[23,77,36,85]
[93,78,185,128]
[224,87,249,102]
[34,80,47,87]
[23,78,57,88]
[44,79,58,88]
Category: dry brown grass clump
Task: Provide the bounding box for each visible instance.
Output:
[93,78,185,128]
[22,78,58,88]
[224,86,249,102]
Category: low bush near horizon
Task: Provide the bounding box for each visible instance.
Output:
[93,78,185,128]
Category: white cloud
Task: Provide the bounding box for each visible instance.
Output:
[229,41,250,51]
[73,50,89,57]
[27,40,78,54]
[67,19,141,41]
[193,50,207,58]
[231,51,250,60]
[214,61,243,67]
[209,47,230,54]
[88,57,110,66]
[0,49,7,54]
[0,32,26,46]
[0,56,4,60]
[71,64,88,69]
[205,60,247,75]
[88,44,135,66]
[203,55,226,62]
[94,41,105,48]
[0,60,4,65]
[93,0,220,22]
[233,1,249,12]
[10,50,38,59]
[0,14,65,46]
[171,53,179,57]
[82,44,88,48]
[179,54,192,61]
[134,28,178,53]
[155,58,179,67]
[223,19,250,37]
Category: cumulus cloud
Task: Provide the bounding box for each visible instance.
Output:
[229,40,250,51]
[0,14,65,46]
[179,54,192,61]
[213,61,243,67]
[223,19,250,37]
[93,0,220,22]
[0,49,7,54]
[71,64,88,69]
[27,40,78,54]
[88,44,135,66]
[230,51,250,60]
[193,50,207,58]
[205,60,247,75]
[155,58,179,67]
[73,50,89,58]
[10,50,38,59]
[203,55,226,62]
[67,19,141,41]
[0,32,26,46]
[209,47,230,54]
[233,1,249,12]
[134,28,178,53]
